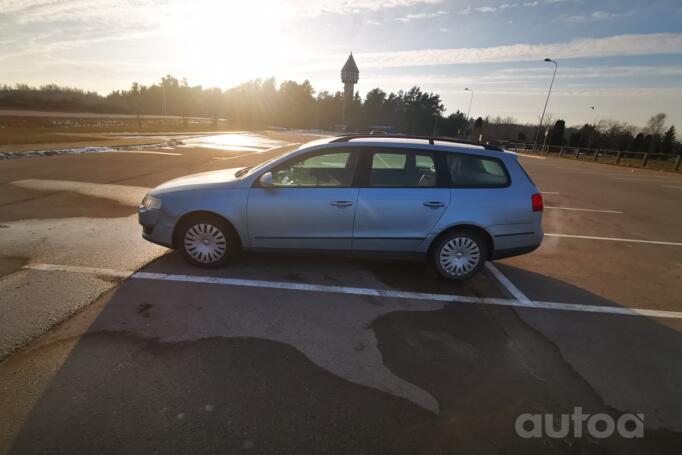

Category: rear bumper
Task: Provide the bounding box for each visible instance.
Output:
[492,243,541,260]
[490,224,543,260]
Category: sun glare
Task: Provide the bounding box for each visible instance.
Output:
[172,0,295,88]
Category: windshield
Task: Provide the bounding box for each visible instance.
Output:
[235,149,297,178]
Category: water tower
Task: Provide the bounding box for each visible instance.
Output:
[341,52,359,128]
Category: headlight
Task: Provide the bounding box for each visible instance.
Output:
[141,194,162,210]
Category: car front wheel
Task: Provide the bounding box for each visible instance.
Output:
[178,215,237,268]
[431,230,488,280]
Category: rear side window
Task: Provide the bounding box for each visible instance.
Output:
[370,151,436,187]
[446,154,510,187]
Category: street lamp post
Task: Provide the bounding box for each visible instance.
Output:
[464,87,473,138]
[532,58,558,151]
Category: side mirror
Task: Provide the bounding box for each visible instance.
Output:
[259,172,273,188]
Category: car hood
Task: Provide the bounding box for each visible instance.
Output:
[152,168,244,194]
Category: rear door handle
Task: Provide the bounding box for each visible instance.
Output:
[331,200,353,207]
[423,201,446,208]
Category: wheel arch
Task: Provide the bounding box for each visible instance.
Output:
[172,210,242,250]
[427,224,495,260]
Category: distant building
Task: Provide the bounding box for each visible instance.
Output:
[340,53,359,128]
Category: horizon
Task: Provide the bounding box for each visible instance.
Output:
[1,0,681,127]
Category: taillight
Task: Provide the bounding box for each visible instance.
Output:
[531,193,543,212]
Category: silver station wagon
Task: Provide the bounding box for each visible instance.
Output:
[139,135,544,280]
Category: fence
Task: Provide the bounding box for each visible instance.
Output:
[504,143,682,173]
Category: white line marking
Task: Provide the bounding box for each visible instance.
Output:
[575,170,657,176]
[541,191,560,195]
[664,185,682,189]
[545,233,682,247]
[485,262,535,307]
[131,271,475,302]
[517,153,546,160]
[545,206,622,214]
[22,263,682,319]
[211,152,257,161]
[614,177,678,182]
[118,150,182,156]
[25,262,133,278]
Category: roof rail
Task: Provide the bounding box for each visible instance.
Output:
[329,134,504,152]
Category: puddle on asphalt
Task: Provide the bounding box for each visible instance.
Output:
[181,133,289,152]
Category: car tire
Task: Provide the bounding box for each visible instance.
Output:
[431,229,488,280]
[177,215,238,268]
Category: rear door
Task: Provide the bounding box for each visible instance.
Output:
[247,149,360,250]
[352,148,451,252]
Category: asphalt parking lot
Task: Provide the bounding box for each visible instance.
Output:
[1,133,681,454]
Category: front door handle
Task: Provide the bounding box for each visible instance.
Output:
[331,200,353,207]
[423,201,446,208]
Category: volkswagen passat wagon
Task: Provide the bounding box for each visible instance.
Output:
[139,135,543,280]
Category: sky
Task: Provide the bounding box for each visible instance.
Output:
[1,0,681,127]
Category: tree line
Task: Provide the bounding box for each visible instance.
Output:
[0,75,679,154]
[472,113,680,155]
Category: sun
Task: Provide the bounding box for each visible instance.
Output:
[170,0,295,87]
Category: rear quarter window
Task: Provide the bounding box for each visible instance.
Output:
[446,154,510,188]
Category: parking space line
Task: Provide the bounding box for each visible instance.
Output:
[545,206,622,214]
[541,191,560,195]
[545,233,682,247]
[117,151,182,156]
[211,153,257,161]
[25,262,133,278]
[22,263,682,319]
[664,186,682,189]
[484,262,534,306]
[517,154,546,160]
[131,271,479,303]
[614,177,677,182]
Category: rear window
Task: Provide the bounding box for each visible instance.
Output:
[446,154,510,187]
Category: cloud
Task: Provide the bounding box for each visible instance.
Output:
[275,0,445,17]
[358,66,682,94]
[1,0,173,24]
[0,28,168,61]
[1,0,444,25]
[351,33,682,68]
[394,10,447,22]
[495,65,682,79]
[457,0,573,15]
[560,10,630,23]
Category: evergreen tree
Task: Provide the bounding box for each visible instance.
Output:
[662,126,677,154]
[549,119,566,146]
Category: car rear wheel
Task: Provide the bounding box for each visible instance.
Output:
[431,230,488,280]
[178,215,237,268]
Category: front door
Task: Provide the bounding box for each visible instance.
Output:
[353,149,450,252]
[247,150,359,250]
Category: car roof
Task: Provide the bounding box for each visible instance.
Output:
[306,135,517,158]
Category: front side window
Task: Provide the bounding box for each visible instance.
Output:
[370,151,436,187]
[446,154,509,187]
[272,151,356,187]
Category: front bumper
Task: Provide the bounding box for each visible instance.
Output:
[139,207,175,248]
